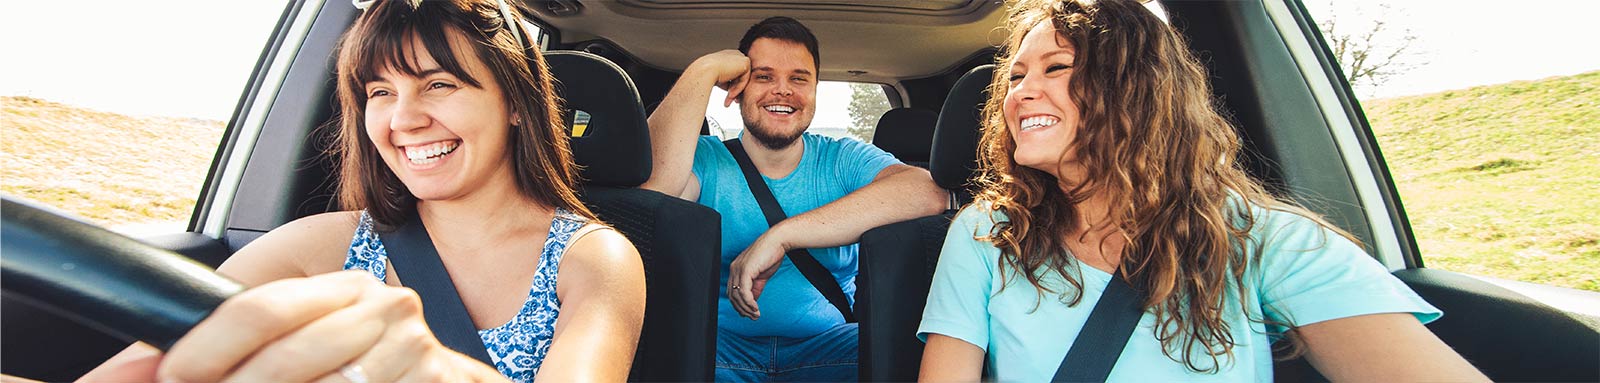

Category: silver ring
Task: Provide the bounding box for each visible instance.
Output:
[340,363,370,383]
[732,285,740,290]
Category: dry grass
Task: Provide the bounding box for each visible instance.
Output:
[1,96,223,228]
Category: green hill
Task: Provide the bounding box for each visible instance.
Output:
[1366,70,1600,291]
[1,96,223,229]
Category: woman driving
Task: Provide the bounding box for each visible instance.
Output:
[82,0,645,382]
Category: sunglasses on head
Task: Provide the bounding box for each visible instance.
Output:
[351,0,529,52]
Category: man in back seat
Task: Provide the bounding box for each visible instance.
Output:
[641,16,946,382]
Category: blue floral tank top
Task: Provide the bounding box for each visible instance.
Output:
[343,208,588,382]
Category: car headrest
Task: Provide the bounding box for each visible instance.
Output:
[870,108,938,166]
[546,50,651,187]
[929,64,994,192]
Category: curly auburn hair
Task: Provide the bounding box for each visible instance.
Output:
[971,0,1358,372]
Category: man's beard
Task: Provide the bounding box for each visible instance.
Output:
[741,115,805,150]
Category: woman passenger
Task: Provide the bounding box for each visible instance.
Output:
[916,0,1487,381]
[82,0,645,382]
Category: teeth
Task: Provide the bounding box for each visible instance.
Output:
[405,141,458,164]
[1020,116,1059,131]
[764,105,795,114]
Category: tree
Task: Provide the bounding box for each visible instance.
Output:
[1315,2,1422,93]
[846,83,891,142]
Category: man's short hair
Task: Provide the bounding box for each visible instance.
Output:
[738,16,820,72]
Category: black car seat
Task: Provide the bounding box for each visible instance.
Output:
[545,51,720,382]
[871,108,939,168]
[856,64,993,381]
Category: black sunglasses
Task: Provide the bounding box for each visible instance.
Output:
[352,0,529,51]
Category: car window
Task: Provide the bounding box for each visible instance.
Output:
[1306,0,1600,292]
[0,0,289,236]
[706,81,892,142]
[523,20,550,51]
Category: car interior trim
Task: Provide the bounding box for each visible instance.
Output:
[1261,0,1405,269]
[191,0,304,233]
[202,0,328,238]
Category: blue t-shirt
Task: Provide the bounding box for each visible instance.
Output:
[694,133,901,338]
[917,203,1441,382]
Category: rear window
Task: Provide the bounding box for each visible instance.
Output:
[706,81,893,142]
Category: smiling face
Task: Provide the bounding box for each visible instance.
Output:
[361,30,516,202]
[738,37,818,150]
[1004,21,1084,179]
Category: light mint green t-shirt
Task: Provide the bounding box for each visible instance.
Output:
[917,203,1441,382]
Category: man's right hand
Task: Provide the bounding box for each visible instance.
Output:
[643,49,752,199]
[690,50,752,107]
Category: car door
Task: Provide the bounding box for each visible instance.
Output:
[1169,0,1600,380]
[0,0,308,380]
[861,1,1596,379]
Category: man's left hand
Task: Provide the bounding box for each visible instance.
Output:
[727,230,788,320]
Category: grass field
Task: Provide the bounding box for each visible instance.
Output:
[1,96,222,230]
[2,71,1596,291]
[1365,70,1600,291]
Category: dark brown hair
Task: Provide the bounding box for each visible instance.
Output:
[331,0,593,227]
[973,0,1357,372]
[738,16,820,72]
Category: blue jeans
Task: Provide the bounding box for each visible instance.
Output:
[714,323,859,382]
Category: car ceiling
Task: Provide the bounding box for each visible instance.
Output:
[522,0,1008,84]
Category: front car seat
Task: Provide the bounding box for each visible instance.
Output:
[545,51,720,382]
[857,64,993,381]
[871,108,939,168]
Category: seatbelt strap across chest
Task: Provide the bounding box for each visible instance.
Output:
[375,209,497,366]
[1051,271,1145,382]
[722,138,857,323]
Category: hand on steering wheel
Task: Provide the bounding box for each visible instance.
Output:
[156,271,505,383]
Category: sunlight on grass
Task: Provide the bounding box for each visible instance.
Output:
[1,96,221,231]
[1368,70,1600,292]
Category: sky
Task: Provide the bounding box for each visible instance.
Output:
[0,0,289,120]
[2,0,1597,122]
[1303,0,1600,99]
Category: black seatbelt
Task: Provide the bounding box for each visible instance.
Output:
[1052,272,1146,382]
[722,138,857,323]
[375,209,496,366]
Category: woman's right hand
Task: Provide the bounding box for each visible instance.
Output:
[152,270,506,383]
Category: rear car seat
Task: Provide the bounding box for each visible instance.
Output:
[545,51,720,382]
[871,108,939,168]
[856,64,993,381]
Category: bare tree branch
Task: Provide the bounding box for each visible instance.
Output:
[1314,2,1422,93]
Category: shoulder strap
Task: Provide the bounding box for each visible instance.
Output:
[1052,272,1145,382]
[722,138,857,323]
[375,209,496,366]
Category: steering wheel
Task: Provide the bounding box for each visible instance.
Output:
[1,195,243,351]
